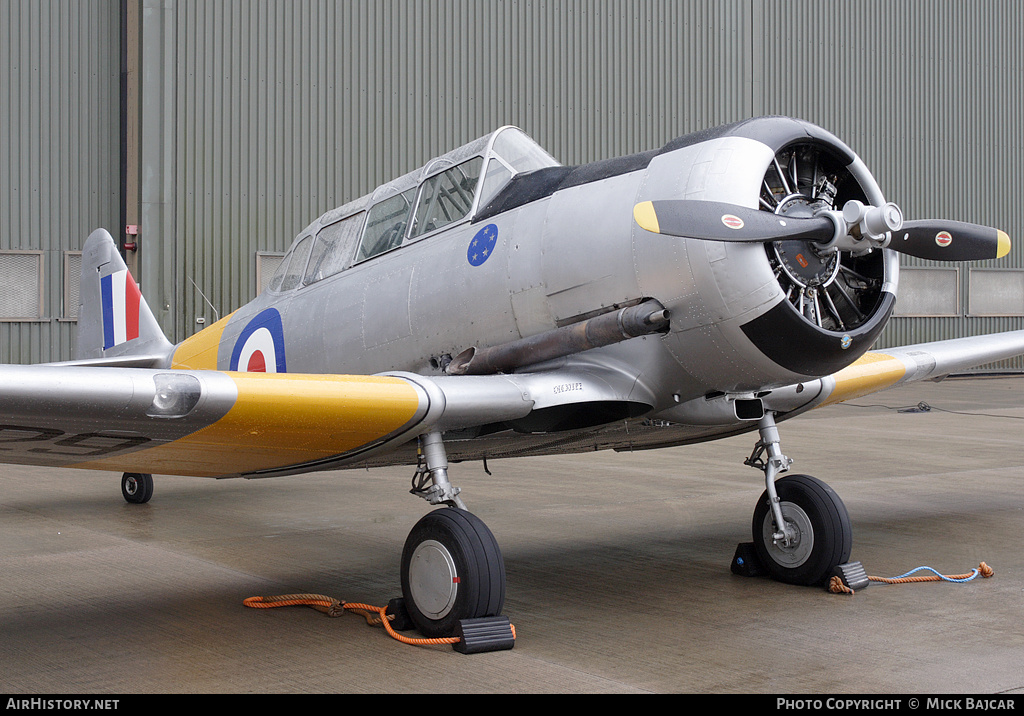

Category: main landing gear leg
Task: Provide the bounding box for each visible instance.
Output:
[745,412,852,586]
[410,431,466,509]
[401,432,507,639]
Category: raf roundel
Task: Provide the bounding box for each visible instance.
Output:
[230,308,287,373]
[467,224,499,266]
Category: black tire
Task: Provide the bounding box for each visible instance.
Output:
[752,474,851,586]
[121,472,154,504]
[400,508,506,638]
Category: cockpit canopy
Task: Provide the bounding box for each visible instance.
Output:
[266,127,559,293]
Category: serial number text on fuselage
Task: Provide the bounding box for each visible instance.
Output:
[553,382,584,395]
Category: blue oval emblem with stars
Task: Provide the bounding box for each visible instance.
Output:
[467,224,498,266]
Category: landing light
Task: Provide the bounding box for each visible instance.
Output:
[147,373,203,418]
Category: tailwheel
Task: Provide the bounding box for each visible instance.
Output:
[400,508,506,638]
[752,474,852,586]
[121,472,154,504]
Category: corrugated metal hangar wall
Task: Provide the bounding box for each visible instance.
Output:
[2,0,1023,368]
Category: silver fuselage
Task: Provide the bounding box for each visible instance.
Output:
[211,122,893,417]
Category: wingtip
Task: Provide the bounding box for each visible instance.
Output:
[997,230,1011,258]
[633,201,660,234]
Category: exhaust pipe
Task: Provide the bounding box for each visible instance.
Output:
[446,300,669,376]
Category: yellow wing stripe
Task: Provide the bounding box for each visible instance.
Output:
[73,373,425,477]
[821,351,907,406]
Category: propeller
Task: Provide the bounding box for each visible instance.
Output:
[633,199,1011,262]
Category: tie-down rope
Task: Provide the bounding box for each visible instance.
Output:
[829,562,993,595]
[242,593,515,647]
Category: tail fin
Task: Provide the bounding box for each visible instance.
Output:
[75,228,174,367]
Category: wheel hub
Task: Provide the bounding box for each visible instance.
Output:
[761,501,814,568]
[406,539,458,619]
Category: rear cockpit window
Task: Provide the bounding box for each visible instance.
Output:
[266,251,292,293]
[304,212,365,284]
[277,235,313,291]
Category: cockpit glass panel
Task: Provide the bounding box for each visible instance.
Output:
[304,212,365,284]
[409,157,483,239]
[491,127,560,173]
[357,189,415,261]
[266,251,292,292]
[278,236,313,291]
[478,158,514,209]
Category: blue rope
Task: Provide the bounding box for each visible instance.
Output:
[886,566,982,583]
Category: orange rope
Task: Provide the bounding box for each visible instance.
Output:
[242,593,515,647]
[829,562,993,595]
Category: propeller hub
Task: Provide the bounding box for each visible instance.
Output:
[772,240,839,289]
[772,195,840,289]
[842,199,904,239]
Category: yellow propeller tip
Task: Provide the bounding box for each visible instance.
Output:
[633,201,660,234]
[996,230,1011,258]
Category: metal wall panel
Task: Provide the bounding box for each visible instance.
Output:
[969,269,1024,317]
[165,0,757,339]
[5,0,1023,370]
[753,0,1024,369]
[0,0,121,363]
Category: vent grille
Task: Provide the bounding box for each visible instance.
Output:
[0,252,43,320]
[255,252,285,296]
[64,252,83,319]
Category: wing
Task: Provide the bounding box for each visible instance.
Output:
[761,329,1024,422]
[0,350,664,478]
[816,329,1024,406]
[2,330,1022,478]
[0,365,537,478]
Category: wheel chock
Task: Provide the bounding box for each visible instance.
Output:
[731,542,766,577]
[385,598,416,631]
[830,561,870,592]
[452,616,516,654]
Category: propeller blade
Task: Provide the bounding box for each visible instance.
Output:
[634,200,835,243]
[890,220,1011,261]
[635,199,1013,263]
